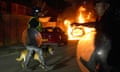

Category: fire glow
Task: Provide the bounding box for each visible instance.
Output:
[77,6,95,23]
[64,6,96,40]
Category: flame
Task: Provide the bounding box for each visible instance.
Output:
[77,6,95,23]
[64,20,73,40]
[64,6,96,40]
[78,6,86,23]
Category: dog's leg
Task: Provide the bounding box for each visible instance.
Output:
[34,53,41,63]
[34,53,46,69]
[16,55,24,62]
[16,50,27,62]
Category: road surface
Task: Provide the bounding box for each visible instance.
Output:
[0,40,81,72]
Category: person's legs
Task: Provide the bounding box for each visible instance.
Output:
[80,34,111,72]
[35,48,46,65]
[96,37,111,72]
[34,47,54,71]
[24,46,34,69]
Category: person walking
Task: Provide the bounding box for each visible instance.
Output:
[22,17,53,71]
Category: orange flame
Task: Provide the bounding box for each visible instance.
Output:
[64,6,96,40]
[77,6,95,23]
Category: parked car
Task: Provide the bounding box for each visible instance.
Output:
[40,27,68,47]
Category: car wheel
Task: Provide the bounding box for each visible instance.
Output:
[71,27,85,37]
[58,38,68,46]
[63,39,68,45]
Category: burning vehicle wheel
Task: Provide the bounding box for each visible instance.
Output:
[71,27,85,37]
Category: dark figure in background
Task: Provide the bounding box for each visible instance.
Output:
[22,18,53,71]
[80,0,113,72]
[95,0,120,71]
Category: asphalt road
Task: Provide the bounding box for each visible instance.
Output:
[0,40,81,72]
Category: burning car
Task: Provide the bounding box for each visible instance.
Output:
[63,4,100,72]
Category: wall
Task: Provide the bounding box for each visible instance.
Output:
[0,14,30,47]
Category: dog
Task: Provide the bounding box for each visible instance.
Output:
[16,46,54,64]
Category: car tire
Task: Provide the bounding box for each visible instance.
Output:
[71,27,85,37]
